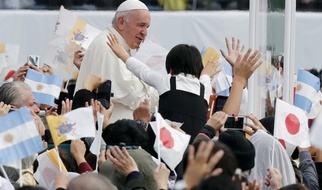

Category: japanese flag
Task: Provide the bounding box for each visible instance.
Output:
[274,99,310,148]
[150,113,190,170]
[310,111,322,150]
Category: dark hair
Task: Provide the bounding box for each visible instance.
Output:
[192,173,239,190]
[182,141,238,177]
[279,184,307,190]
[165,44,203,78]
[102,119,149,150]
[16,186,47,190]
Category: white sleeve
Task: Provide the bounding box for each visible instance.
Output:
[199,74,212,104]
[126,57,166,94]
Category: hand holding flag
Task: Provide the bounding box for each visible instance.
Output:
[24,69,63,106]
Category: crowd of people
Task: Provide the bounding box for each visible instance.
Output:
[0,0,322,189]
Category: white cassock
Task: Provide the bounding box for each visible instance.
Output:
[75,26,159,122]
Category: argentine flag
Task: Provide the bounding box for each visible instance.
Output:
[25,69,63,106]
[0,107,43,164]
[294,69,320,113]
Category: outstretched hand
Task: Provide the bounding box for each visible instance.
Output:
[184,141,224,190]
[106,33,130,63]
[220,37,245,67]
[233,48,263,86]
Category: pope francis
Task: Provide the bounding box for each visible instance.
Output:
[74,0,158,122]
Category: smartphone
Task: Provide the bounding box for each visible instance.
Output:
[207,95,228,119]
[27,55,40,68]
[214,95,228,112]
[97,80,112,109]
[224,116,245,130]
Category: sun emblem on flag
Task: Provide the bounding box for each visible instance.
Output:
[4,134,13,143]
[37,84,43,91]
[297,84,302,91]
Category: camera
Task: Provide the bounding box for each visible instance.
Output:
[27,55,40,68]
[97,80,112,109]
[224,116,245,130]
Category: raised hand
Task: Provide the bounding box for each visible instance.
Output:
[220,37,245,67]
[201,58,220,78]
[184,141,224,190]
[233,48,263,86]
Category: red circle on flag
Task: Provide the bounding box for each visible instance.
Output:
[160,127,174,149]
[4,70,15,81]
[278,139,286,149]
[285,113,300,135]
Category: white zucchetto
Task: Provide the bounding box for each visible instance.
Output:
[116,0,149,12]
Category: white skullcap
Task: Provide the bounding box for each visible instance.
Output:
[116,0,148,12]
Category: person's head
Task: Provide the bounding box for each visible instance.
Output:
[112,0,150,49]
[165,44,203,78]
[193,173,238,190]
[182,140,238,178]
[67,173,117,190]
[218,130,255,172]
[0,81,40,114]
[102,119,149,150]
[16,186,47,190]
[279,184,307,190]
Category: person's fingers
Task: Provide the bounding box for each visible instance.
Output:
[121,147,131,158]
[211,168,223,177]
[110,146,124,161]
[199,141,214,162]
[231,37,236,50]
[61,100,66,114]
[242,48,252,62]
[208,149,224,170]
[187,145,195,164]
[225,37,230,51]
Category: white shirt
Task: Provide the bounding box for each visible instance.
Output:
[126,57,212,103]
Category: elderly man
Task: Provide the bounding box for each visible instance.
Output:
[0,81,40,114]
[74,0,158,122]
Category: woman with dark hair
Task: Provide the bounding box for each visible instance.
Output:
[107,34,219,143]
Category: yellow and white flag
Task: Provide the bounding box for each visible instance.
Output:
[46,107,96,146]
[42,6,101,79]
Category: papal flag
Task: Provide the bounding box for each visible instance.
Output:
[46,107,96,146]
[42,6,101,79]
[34,148,67,188]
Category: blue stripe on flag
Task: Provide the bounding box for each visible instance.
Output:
[217,88,230,96]
[297,69,320,91]
[0,107,32,133]
[26,69,63,86]
[294,94,313,113]
[32,91,56,106]
[0,136,43,164]
[223,62,232,76]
